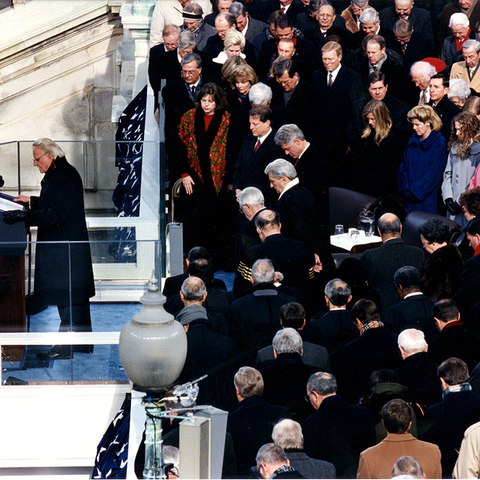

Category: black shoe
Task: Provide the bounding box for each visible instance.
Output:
[37,349,72,360]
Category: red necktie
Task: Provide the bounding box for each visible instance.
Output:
[254,139,261,153]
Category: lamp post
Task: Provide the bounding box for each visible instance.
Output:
[119,272,187,478]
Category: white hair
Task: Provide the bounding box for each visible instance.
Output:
[449,12,469,28]
[397,329,427,354]
[264,159,297,180]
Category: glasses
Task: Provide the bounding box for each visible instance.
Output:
[33,153,48,164]
[304,392,313,403]
[182,69,197,76]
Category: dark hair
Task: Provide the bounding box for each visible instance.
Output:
[196,82,228,111]
[249,105,272,123]
[273,57,298,79]
[381,398,413,434]
[438,357,469,385]
[418,218,450,244]
[459,187,480,216]
[431,72,449,87]
[324,279,351,306]
[378,214,401,235]
[369,369,400,390]
[187,258,215,282]
[188,246,210,261]
[275,13,294,30]
[268,10,283,25]
[367,71,386,86]
[280,302,306,329]
[394,266,421,290]
[433,298,459,322]
[367,34,386,50]
[351,298,380,325]
[448,111,480,157]
[465,216,480,236]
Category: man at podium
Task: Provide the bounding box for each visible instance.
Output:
[3,138,95,360]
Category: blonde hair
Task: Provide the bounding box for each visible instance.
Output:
[230,63,258,89]
[407,105,443,132]
[361,100,392,145]
[224,29,245,50]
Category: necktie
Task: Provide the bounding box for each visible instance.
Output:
[254,139,261,153]
[419,90,427,105]
[281,6,285,13]
[191,85,196,98]
[328,72,333,87]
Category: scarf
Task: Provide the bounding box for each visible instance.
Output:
[360,320,384,335]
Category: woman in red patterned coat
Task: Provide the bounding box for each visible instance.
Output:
[177,82,233,261]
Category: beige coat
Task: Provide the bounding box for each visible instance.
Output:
[453,420,480,478]
[341,6,360,33]
[450,61,480,94]
[357,433,442,479]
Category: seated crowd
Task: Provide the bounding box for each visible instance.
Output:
[147,0,480,477]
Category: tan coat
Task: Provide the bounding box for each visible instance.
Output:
[450,61,480,94]
[341,6,360,33]
[357,433,442,479]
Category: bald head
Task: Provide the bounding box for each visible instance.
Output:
[378,213,402,240]
[255,209,281,239]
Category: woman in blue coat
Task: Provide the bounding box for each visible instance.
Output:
[398,105,448,214]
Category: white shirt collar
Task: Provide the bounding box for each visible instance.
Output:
[328,64,342,83]
[279,177,299,199]
[298,142,310,159]
[256,128,272,145]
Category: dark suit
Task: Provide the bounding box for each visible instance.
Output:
[302,395,376,479]
[441,29,477,71]
[379,6,434,50]
[385,30,433,73]
[304,24,351,54]
[360,238,425,311]
[422,390,480,475]
[180,318,238,411]
[229,282,297,359]
[257,0,305,25]
[340,326,401,403]
[234,233,314,296]
[260,352,319,422]
[427,320,480,372]
[381,293,436,340]
[456,253,480,318]
[306,309,359,375]
[286,451,336,479]
[232,129,284,203]
[311,64,364,187]
[430,94,461,140]
[355,54,407,102]
[290,144,329,226]
[275,182,329,263]
[394,352,442,408]
[271,78,322,148]
[245,16,268,43]
[255,340,331,371]
[227,396,291,476]
[162,273,226,299]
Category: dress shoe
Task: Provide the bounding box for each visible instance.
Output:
[37,349,72,360]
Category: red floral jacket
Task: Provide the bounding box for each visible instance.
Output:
[178,108,230,195]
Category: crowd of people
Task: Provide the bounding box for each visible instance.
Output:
[145,0,480,477]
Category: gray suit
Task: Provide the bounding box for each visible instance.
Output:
[245,16,268,44]
[255,341,331,371]
[360,238,425,311]
[287,451,336,479]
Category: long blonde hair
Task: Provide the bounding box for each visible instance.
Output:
[361,100,392,145]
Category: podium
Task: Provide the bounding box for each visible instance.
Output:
[0,216,27,361]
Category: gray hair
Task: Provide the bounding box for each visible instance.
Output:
[215,11,236,27]
[307,371,337,395]
[395,0,413,4]
[229,1,247,17]
[256,443,288,467]
[252,258,275,284]
[449,12,469,28]
[272,328,303,355]
[359,7,379,25]
[163,446,180,473]
[392,456,424,479]
[378,213,401,235]
[32,138,66,159]
[183,2,204,16]
[463,39,480,53]
[264,159,297,180]
[237,187,264,209]
[352,0,369,6]
[274,124,305,146]
[178,29,196,50]
[249,82,273,105]
[410,61,436,79]
[324,278,351,306]
[448,79,471,101]
[181,276,206,300]
[398,329,427,354]
[181,52,202,68]
[272,419,304,449]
